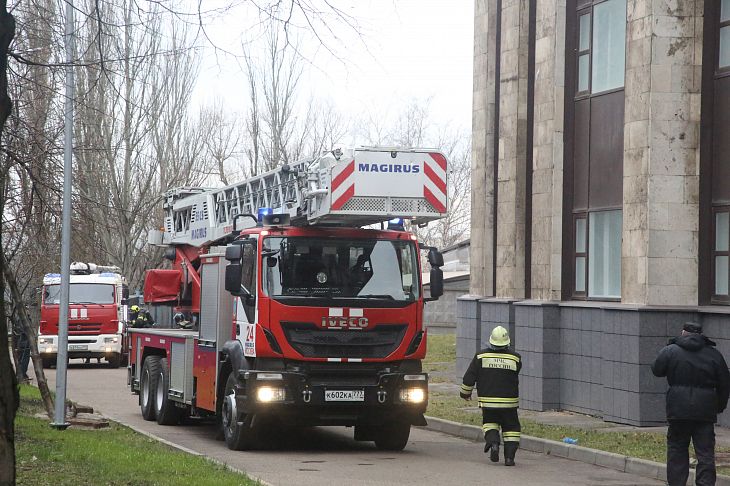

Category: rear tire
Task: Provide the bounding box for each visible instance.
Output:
[221,373,257,450]
[140,356,161,421]
[374,422,411,451]
[155,357,181,425]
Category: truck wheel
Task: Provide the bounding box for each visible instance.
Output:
[107,354,121,368]
[42,358,56,369]
[155,357,181,425]
[140,356,161,421]
[374,422,411,451]
[221,373,257,450]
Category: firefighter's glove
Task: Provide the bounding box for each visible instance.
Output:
[460,392,472,401]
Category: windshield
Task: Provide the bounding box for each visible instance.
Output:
[44,284,116,305]
[263,237,420,301]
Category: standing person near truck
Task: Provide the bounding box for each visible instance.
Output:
[130,305,154,328]
[460,326,522,466]
[12,314,31,382]
[652,322,730,486]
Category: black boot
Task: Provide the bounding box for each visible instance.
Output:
[484,442,499,462]
[504,442,518,466]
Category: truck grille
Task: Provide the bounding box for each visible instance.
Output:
[68,323,102,335]
[280,322,407,359]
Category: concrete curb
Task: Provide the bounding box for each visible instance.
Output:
[424,416,730,485]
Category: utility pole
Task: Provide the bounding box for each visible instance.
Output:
[51,0,75,430]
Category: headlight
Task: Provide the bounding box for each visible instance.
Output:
[400,388,426,404]
[104,337,119,344]
[256,386,286,403]
[39,337,54,345]
[105,347,113,352]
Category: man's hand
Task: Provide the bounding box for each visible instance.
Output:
[460,393,472,401]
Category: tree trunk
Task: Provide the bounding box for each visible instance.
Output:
[0,2,17,483]
[0,252,54,418]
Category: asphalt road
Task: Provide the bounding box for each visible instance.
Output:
[42,361,661,486]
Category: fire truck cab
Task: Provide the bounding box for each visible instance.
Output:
[39,262,129,368]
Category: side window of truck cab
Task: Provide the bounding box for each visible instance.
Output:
[241,242,257,321]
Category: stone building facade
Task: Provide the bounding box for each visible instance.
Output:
[461,0,730,426]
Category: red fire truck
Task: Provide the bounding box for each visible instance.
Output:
[127,147,447,451]
[39,262,129,368]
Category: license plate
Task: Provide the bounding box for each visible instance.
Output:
[325,389,364,402]
[69,344,88,351]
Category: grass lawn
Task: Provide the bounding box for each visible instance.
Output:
[424,334,456,381]
[15,385,258,486]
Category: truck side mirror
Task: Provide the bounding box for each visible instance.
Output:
[427,248,444,268]
[225,263,243,294]
[225,244,243,261]
[429,267,444,300]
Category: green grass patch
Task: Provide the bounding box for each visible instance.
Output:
[14,385,257,486]
[424,334,456,374]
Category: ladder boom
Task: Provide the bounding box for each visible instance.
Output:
[159,147,448,247]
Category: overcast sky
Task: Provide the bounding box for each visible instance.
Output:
[192,1,475,136]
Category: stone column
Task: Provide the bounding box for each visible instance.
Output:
[470,0,497,297]
[530,0,566,301]
[622,0,702,306]
[496,0,530,299]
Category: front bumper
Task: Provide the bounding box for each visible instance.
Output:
[233,369,428,426]
[38,334,123,359]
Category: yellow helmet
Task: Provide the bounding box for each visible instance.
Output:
[489,326,510,347]
[130,305,140,313]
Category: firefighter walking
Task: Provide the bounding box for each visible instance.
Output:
[460,326,521,466]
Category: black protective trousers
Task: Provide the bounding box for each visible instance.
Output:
[482,408,521,459]
[667,420,716,486]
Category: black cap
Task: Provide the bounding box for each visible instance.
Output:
[682,322,702,334]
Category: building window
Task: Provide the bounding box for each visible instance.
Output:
[714,209,730,300]
[588,210,622,299]
[576,0,626,95]
[720,0,730,69]
[574,215,587,295]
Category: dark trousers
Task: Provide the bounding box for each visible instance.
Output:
[482,408,521,459]
[667,420,716,486]
[17,345,30,380]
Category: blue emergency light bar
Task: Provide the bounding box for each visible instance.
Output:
[257,207,273,222]
[45,273,61,278]
[388,218,405,231]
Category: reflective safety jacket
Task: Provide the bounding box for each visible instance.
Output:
[460,347,521,408]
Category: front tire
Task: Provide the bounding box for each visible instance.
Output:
[221,373,257,450]
[155,357,181,425]
[374,422,411,451]
[140,356,161,421]
[42,358,56,369]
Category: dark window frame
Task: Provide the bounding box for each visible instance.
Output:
[576,9,593,97]
[712,206,730,304]
[572,212,588,299]
[718,28,730,75]
[564,0,626,301]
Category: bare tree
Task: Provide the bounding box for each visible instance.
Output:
[199,99,244,186]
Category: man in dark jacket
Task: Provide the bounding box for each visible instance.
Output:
[461,326,521,466]
[652,322,730,486]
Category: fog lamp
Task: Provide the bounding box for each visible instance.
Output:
[400,388,426,404]
[256,386,286,403]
